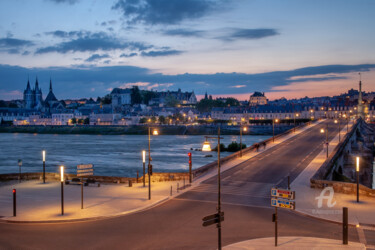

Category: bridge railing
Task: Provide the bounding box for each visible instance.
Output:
[192,120,315,178]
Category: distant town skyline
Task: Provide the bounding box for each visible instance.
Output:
[0,0,375,100]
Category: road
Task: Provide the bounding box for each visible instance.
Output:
[0,120,372,249]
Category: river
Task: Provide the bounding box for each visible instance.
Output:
[0,133,269,177]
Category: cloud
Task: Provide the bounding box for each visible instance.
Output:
[36,31,151,54]
[85,54,110,62]
[141,49,183,57]
[112,0,219,25]
[230,85,246,88]
[0,37,34,54]
[0,63,374,100]
[47,0,79,4]
[163,28,204,37]
[217,28,279,41]
[120,52,138,58]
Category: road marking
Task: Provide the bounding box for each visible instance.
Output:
[357,224,368,246]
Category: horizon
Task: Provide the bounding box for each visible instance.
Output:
[1,0,375,101]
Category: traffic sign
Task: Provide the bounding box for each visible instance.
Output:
[271,188,295,200]
[77,164,94,177]
[271,198,295,210]
[202,212,224,227]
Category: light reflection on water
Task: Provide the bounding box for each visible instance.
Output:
[0,133,269,177]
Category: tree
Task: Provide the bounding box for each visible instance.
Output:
[84,118,90,125]
[165,95,179,107]
[142,90,156,105]
[151,116,157,123]
[131,86,142,105]
[225,97,240,107]
[101,94,112,104]
[71,118,77,124]
[196,99,225,113]
[158,115,166,124]
[139,117,148,123]
[0,100,6,107]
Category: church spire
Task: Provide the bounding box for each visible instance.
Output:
[49,78,54,92]
[26,77,31,90]
[357,72,364,119]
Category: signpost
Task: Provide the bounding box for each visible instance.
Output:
[271,187,296,246]
[77,164,94,209]
[202,212,224,227]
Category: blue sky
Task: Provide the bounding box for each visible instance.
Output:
[0,0,374,100]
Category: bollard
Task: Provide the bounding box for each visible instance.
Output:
[129,179,132,187]
[177,182,179,193]
[136,171,139,183]
[13,189,16,217]
[343,207,348,245]
[170,185,172,196]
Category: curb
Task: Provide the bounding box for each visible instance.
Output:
[1,196,170,224]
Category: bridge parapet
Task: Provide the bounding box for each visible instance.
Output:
[311,118,375,196]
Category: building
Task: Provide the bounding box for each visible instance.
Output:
[111,88,131,106]
[249,92,267,106]
[23,78,43,109]
[155,89,197,105]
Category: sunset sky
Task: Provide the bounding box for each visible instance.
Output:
[0,0,374,100]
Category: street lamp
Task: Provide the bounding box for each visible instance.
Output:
[142,150,146,187]
[240,126,247,157]
[272,119,279,143]
[202,128,224,250]
[42,150,46,183]
[294,113,299,133]
[148,127,158,200]
[334,119,341,142]
[356,157,360,203]
[60,165,64,215]
[320,124,329,158]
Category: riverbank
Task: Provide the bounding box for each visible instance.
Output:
[0,124,294,135]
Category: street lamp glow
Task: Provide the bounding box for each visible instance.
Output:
[275,119,279,123]
[334,120,338,124]
[152,130,158,136]
[60,166,64,182]
[356,157,360,172]
[42,150,46,162]
[202,141,212,151]
[320,128,325,133]
[142,150,146,163]
[243,127,247,132]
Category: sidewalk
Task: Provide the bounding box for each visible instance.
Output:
[0,179,184,222]
[291,120,375,226]
[224,237,365,249]
[0,122,319,223]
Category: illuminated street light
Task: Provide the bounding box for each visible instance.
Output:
[202,140,212,151]
[320,124,329,158]
[356,157,360,203]
[42,150,46,184]
[294,113,299,133]
[148,127,158,200]
[272,119,279,143]
[60,166,64,215]
[240,126,248,157]
[142,150,146,187]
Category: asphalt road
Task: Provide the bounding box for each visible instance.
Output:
[0,120,370,249]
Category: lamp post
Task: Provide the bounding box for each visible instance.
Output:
[240,126,247,157]
[142,150,146,187]
[294,113,299,133]
[320,123,329,158]
[148,127,158,200]
[202,128,224,250]
[272,119,279,143]
[42,150,46,183]
[356,157,360,203]
[334,119,341,142]
[60,166,64,215]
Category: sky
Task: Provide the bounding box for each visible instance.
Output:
[0,0,374,101]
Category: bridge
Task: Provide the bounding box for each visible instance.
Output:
[0,119,374,249]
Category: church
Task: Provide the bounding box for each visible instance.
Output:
[23,78,62,111]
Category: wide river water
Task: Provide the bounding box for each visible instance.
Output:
[0,133,269,177]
